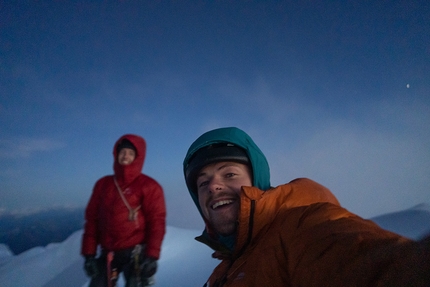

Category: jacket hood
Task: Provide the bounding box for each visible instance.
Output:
[183,127,271,223]
[113,134,146,187]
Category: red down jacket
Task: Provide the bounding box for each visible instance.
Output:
[81,134,166,259]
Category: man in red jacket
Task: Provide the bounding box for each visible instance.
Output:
[81,134,166,287]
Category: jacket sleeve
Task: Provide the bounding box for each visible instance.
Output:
[285,202,429,286]
[377,233,430,286]
[81,179,104,256]
[142,177,166,259]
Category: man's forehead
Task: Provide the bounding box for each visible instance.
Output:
[119,147,136,152]
[198,161,247,176]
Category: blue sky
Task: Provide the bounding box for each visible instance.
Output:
[1,1,429,228]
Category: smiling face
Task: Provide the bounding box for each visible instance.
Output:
[196,161,252,236]
[117,147,136,165]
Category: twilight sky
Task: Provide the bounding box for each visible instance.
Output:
[1,1,429,228]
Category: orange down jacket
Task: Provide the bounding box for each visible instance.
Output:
[198,178,429,287]
[81,134,166,259]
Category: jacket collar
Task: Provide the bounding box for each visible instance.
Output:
[195,178,340,260]
[196,185,265,260]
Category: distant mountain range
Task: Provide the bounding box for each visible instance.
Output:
[1,203,429,256]
[0,207,85,255]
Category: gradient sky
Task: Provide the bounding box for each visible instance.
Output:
[1,1,429,228]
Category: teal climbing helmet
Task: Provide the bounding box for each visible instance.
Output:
[183,127,271,208]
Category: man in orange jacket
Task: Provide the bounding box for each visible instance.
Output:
[183,127,430,286]
[82,134,166,287]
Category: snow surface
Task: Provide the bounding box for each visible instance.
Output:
[0,205,429,287]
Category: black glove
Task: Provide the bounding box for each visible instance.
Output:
[140,257,157,277]
[84,256,98,278]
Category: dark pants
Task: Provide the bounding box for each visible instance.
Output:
[89,248,148,287]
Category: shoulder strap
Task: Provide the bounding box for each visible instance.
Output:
[113,177,141,221]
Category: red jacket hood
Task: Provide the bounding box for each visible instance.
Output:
[113,134,146,187]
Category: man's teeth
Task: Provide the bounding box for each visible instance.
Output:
[212,200,233,209]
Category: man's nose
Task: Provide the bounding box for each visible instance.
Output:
[208,178,223,193]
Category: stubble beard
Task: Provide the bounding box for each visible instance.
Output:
[209,201,239,236]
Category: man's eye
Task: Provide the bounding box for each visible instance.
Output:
[198,181,209,187]
[225,173,236,178]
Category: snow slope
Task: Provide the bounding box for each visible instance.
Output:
[0,226,217,287]
[0,204,429,287]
